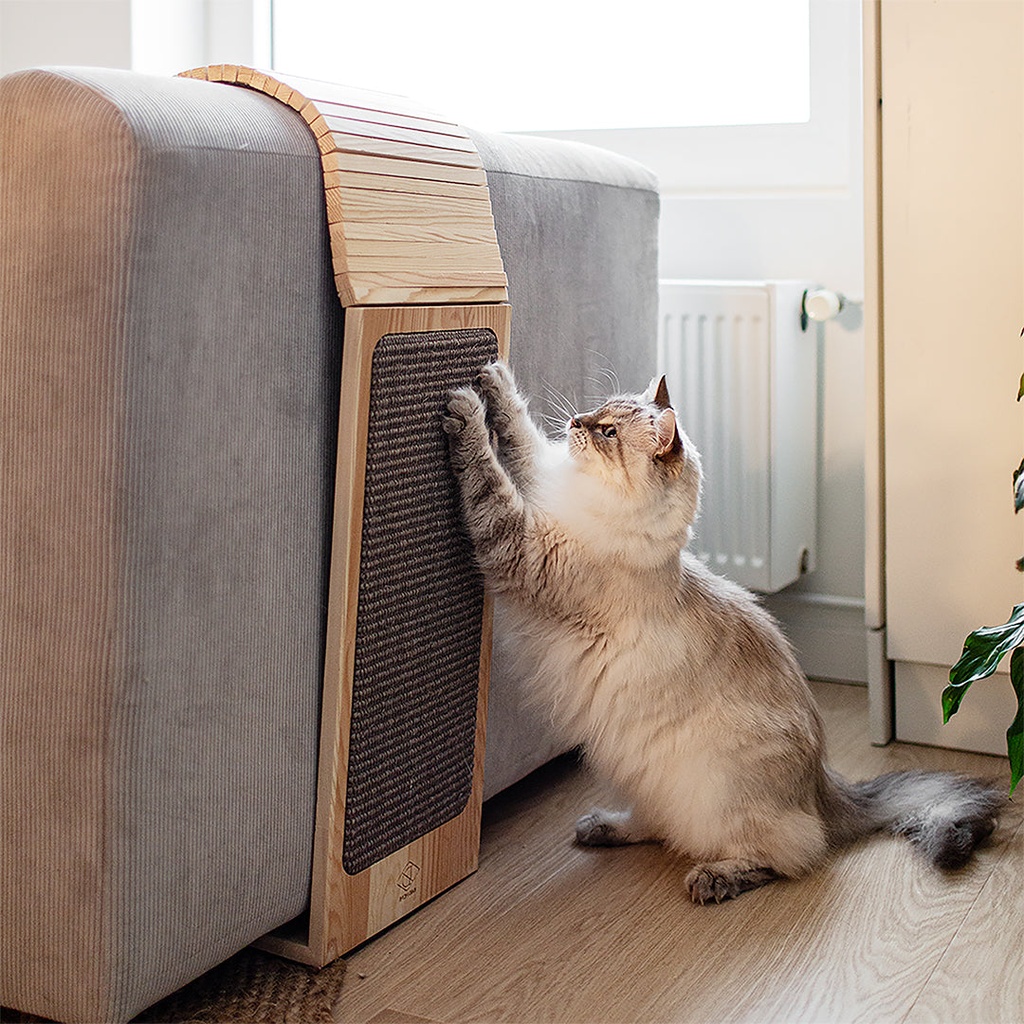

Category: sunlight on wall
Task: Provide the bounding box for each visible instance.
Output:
[271,0,809,131]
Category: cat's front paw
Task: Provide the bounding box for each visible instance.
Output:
[684,860,779,905]
[477,361,524,436]
[477,360,519,402]
[443,386,488,471]
[442,386,483,434]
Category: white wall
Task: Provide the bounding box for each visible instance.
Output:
[0,0,268,77]
[533,0,868,682]
[0,1,132,73]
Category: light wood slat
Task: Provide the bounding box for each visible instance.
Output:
[342,281,510,307]
[318,112,478,154]
[343,268,507,289]
[305,112,332,140]
[342,239,504,261]
[271,80,298,107]
[328,220,500,257]
[325,172,490,201]
[332,218,499,245]
[239,67,269,92]
[306,95,469,139]
[322,149,488,186]
[328,213,498,250]
[318,130,483,169]
[343,253,506,278]
[331,187,494,223]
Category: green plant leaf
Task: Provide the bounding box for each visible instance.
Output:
[949,603,1024,683]
[944,603,1024,722]
[1008,647,1023,795]
[942,682,965,722]
[1015,457,1024,513]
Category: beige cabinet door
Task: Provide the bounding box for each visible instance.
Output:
[879,0,1024,753]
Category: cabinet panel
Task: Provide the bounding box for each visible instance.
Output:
[881,0,1023,693]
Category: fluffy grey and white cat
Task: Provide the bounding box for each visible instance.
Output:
[443,360,1004,904]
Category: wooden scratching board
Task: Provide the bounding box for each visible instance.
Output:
[179,66,511,966]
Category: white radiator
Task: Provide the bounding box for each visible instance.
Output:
[657,280,818,593]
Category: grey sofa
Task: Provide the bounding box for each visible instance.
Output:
[0,66,658,1023]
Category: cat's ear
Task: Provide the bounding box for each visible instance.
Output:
[647,375,673,410]
[654,408,683,464]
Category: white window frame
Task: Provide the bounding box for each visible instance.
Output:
[529,0,859,194]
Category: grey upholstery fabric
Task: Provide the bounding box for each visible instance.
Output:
[470,129,660,424]
[0,67,659,1023]
[1,68,339,1022]
[470,129,661,798]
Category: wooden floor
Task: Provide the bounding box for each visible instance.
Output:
[336,682,1023,1024]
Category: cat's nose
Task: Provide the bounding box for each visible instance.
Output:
[570,417,582,429]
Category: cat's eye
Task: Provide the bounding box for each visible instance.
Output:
[599,424,617,438]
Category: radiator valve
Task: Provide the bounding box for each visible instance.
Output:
[801,288,845,329]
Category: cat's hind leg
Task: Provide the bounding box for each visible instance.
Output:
[575,808,660,847]
[684,860,780,905]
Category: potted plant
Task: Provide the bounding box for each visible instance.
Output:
[942,333,1023,795]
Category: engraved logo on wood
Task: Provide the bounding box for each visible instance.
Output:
[397,861,421,901]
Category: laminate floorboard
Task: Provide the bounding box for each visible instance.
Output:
[336,682,1021,1024]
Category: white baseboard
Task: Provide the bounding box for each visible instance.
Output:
[762,591,868,684]
[894,659,1014,757]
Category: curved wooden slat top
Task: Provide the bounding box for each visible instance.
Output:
[179,65,508,307]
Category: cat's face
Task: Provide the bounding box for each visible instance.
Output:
[565,376,697,496]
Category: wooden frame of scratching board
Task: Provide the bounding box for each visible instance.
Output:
[180,66,510,966]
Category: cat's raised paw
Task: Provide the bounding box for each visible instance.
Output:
[477,361,523,435]
[477,360,518,401]
[443,386,485,435]
[684,860,779,905]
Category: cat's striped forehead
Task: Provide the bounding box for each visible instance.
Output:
[577,395,650,424]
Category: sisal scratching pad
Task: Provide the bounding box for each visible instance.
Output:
[343,327,499,875]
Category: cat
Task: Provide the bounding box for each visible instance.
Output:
[442,360,1005,904]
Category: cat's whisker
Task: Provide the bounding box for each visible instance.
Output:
[588,365,619,390]
[585,352,620,394]
[538,412,570,437]
[584,380,616,405]
[539,380,579,425]
[584,364,624,406]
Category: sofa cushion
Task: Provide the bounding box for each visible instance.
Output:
[0,67,337,1022]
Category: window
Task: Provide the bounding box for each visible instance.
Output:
[271,0,809,132]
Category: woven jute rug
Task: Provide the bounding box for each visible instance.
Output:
[2,948,346,1024]
[135,948,346,1024]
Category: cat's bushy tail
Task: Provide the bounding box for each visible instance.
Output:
[821,768,1005,869]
